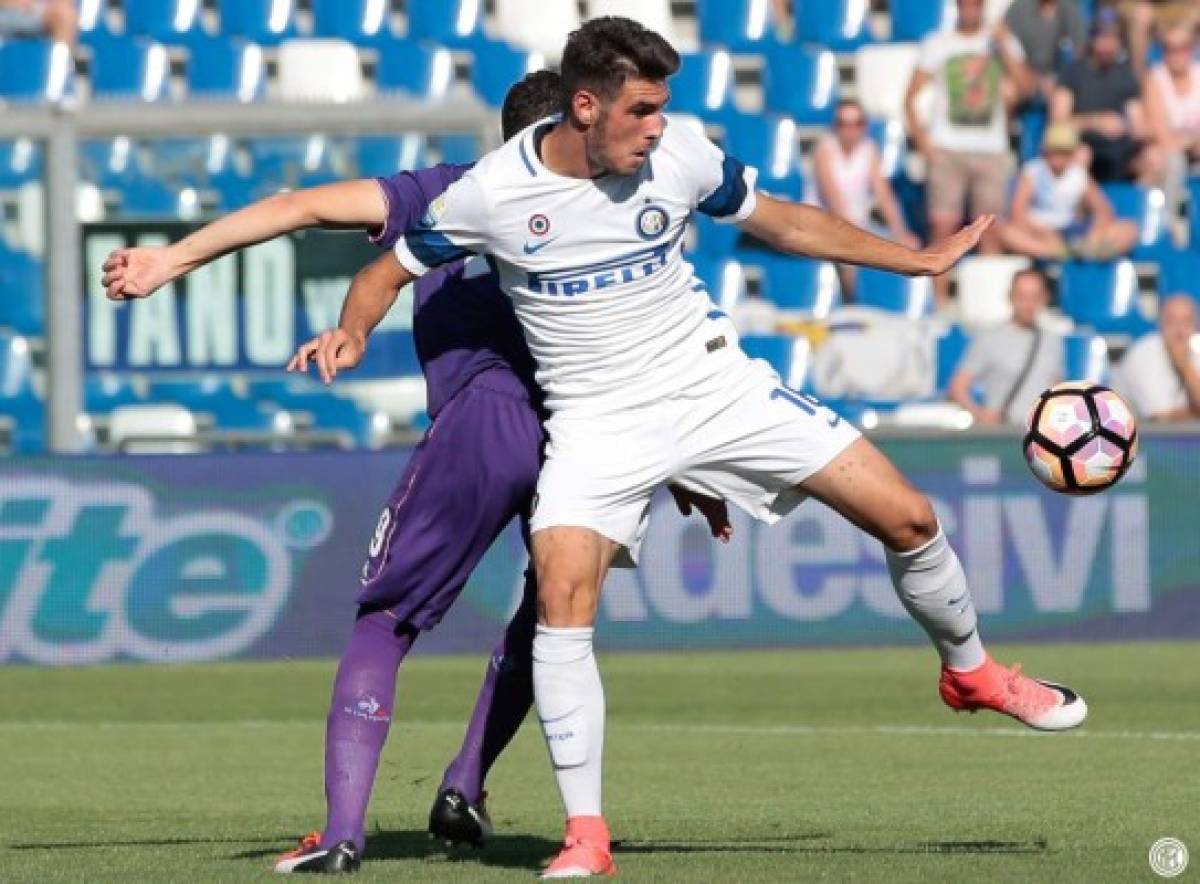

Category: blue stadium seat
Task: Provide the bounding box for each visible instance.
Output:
[794,0,874,52]
[0,333,41,452]
[0,139,42,189]
[856,267,934,316]
[86,375,142,413]
[355,135,427,177]
[312,0,394,46]
[1018,106,1048,164]
[91,37,171,102]
[1058,260,1154,335]
[0,333,34,399]
[205,399,290,433]
[762,44,839,125]
[279,394,381,448]
[696,0,776,50]
[689,254,747,312]
[123,0,207,47]
[1063,332,1111,382]
[147,378,245,416]
[890,0,952,42]
[471,41,541,108]
[187,37,266,102]
[723,114,802,198]
[248,136,337,191]
[0,245,44,336]
[692,212,741,257]
[116,179,191,218]
[407,0,485,47]
[356,329,423,378]
[935,324,971,392]
[1101,183,1170,259]
[759,254,841,316]
[377,40,454,102]
[217,0,299,46]
[435,134,481,166]
[671,51,737,121]
[741,334,812,389]
[0,39,73,103]
[1158,248,1200,302]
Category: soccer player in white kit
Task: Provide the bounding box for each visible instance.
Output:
[293,17,1088,878]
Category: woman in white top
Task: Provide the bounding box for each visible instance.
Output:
[1144,22,1200,217]
[999,122,1138,259]
[808,99,919,297]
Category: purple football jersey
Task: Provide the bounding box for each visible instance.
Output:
[372,164,539,418]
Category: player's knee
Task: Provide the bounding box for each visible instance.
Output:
[535,573,598,627]
[884,493,938,553]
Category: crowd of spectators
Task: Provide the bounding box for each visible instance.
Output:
[801,0,1200,423]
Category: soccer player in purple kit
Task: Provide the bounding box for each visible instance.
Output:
[101,70,732,874]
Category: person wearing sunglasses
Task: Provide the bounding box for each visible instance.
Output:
[807,99,920,299]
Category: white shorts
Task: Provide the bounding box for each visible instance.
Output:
[529,356,862,562]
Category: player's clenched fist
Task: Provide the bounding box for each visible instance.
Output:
[287,329,365,385]
[100,246,175,301]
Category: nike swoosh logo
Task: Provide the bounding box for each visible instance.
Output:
[523,236,560,255]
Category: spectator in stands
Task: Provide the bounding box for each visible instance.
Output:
[905,0,1034,308]
[1005,0,1088,101]
[999,122,1139,259]
[1112,0,1200,79]
[0,0,77,47]
[1144,21,1200,218]
[1053,7,1162,183]
[948,268,1064,424]
[807,99,920,298]
[1113,292,1200,420]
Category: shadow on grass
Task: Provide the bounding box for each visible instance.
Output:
[613,837,1049,856]
[10,836,286,850]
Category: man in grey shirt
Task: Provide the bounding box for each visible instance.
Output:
[949,268,1064,424]
[1006,0,1087,99]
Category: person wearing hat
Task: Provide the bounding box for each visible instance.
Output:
[1052,6,1163,182]
[999,122,1139,259]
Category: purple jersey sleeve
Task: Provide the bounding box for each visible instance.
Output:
[369,162,474,250]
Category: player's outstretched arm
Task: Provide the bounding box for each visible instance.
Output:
[740,194,994,277]
[101,180,388,301]
[288,250,416,384]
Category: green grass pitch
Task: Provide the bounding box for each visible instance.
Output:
[1,643,1196,883]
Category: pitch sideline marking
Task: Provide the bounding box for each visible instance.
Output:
[1,720,1199,742]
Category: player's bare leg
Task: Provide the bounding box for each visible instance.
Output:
[799,437,1088,731]
[530,526,620,879]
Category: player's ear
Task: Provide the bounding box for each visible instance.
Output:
[573,89,600,126]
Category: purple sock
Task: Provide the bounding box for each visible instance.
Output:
[440,571,537,804]
[321,610,417,852]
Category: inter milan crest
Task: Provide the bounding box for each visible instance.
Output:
[636,205,669,240]
[529,213,551,236]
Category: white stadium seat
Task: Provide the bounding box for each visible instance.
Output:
[278,39,365,103]
[854,42,922,124]
[493,0,581,62]
[955,255,1031,330]
[586,0,678,47]
[109,404,201,454]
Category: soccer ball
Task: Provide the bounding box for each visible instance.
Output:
[1023,382,1138,495]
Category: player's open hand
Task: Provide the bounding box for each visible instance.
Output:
[667,484,734,543]
[287,328,365,385]
[100,246,176,301]
[921,215,995,276]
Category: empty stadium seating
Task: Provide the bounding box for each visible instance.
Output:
[689,254,747,313]
[407,0,485,47]
[311,0,394,46]
[1102,183,1171,260]
[671,51,737,121]
[696,0,774,51]
[889,0,952,41]
[741,334,812,390]
[493,0,580,59]
[758,255,842,316]
[762,44,839,126]
[217,0,299,46]
[1058,260,1155,337]
[723,115,802,199]
[123,0,207,46]
[0,39,73,103]
[471,41,543,109]
[1064,333,1112,383]
[1158,249,1200,303]
[186,37,267,103]
[794,0,874,53]
[90,37,171,102]
[376,41,455,103]
[856,268,934,317]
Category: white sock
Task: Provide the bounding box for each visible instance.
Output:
[532,625,605,819]
[885,526,986,671]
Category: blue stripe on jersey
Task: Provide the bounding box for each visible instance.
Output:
[404,228,472,268]
[518,136,537,177]
[698,154,749,219]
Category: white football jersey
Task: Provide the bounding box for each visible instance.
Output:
[393,115,759,414]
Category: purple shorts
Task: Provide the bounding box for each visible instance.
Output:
[356,369,544,629]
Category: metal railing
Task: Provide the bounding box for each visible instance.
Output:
[0,98,496,452]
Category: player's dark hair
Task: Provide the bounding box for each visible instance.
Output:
[559,16,680,113]
[501,70,564,141]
